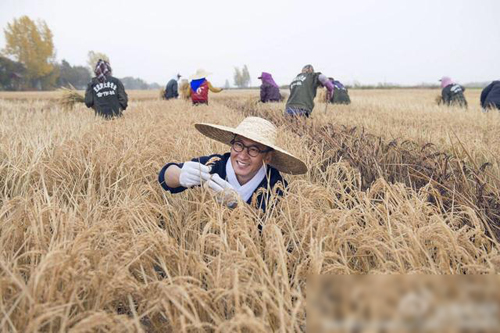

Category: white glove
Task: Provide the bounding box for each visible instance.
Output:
[179,162,211,188]
[207,175,239,208]
[206,174,235,193]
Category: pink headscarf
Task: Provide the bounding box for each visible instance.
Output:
[440,76,453,88]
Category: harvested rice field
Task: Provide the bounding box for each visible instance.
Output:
[1,88,499,331]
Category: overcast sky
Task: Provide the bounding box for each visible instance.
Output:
[1,0,499,86]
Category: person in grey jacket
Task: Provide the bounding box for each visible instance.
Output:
[85,59,128,118]
[480,80,500,111]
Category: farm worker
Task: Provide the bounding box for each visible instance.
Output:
[327,78,351,105]
[480,80,500,111]
[164,74,181,100]
[187,69,222,105]
[158,117,307,212]
[439,76,467,108]
[85,59,128,118]
[258,72,282,103]
[285,64,334,117]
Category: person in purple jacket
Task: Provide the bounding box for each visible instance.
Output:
[258,72,282,103]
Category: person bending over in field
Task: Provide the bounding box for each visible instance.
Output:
[164,73,181,100]
[187,69,222,105]
[480,80,500,111]
[158,117,307,212]
[439,76,467,108]
[327,78,351,105]
[285,64,334,117]
[85,59,128,119]
[259,72,282,103]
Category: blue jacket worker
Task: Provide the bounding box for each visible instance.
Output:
[480,80,500,111]
[165,74,181,100]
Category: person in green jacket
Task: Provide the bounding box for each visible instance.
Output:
[285,64,334,117]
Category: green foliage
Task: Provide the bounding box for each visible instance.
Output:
[57,60,91,89]
[3,16,55,89]
[0,56,26,90]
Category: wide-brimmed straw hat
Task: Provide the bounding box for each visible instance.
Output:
[195,117,308,175]
[190,69,212,80]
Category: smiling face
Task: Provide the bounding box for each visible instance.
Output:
[230,135,272,185]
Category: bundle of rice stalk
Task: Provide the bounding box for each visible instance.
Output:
[159,88,166,100]
[435,95,443,105]
[58,85,85,110]
[179,79,190,100]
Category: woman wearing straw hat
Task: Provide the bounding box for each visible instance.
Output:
[188,69,223,105]
[158,117,307,212]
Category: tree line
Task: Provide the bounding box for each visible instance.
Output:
[0,16,159,91]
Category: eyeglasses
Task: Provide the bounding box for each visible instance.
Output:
[230,139,272,157]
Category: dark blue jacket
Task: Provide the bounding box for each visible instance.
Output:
[158,153,287,212]
[442,83,467,107]
[165,79,179,99]
[481,81,500,110]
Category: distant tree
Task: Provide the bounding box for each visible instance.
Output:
[224,79,231,89]
[120,76,149,90]
[0,55,26,90]
[56,59,91,89]
[148,82,161,90]
[233,65,251,88]
[233,67,243,88]
[87,51,110,73]
[3,16,56,89]
[241,65,251,87]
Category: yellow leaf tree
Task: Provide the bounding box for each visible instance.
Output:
[3,16,56,89]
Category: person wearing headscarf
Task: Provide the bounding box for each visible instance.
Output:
[158,117,307,213]
[480,80,500,111]
[164,74,181,100]
[84,59,128,118]
[258,72,282,103]
[285,64,334,117]
[187,69,222,105]
[327,78,351,105]
[439,76,467,108]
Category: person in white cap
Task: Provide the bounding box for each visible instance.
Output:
[187,69,222,105]
[158,117,307,212]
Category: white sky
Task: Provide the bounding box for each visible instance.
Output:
[0,0,499,86]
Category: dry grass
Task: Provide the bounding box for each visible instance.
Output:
[1,89,499,331]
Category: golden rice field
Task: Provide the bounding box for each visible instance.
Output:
[1,88,499,331]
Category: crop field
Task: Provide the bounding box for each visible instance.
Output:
[1,88,500,331]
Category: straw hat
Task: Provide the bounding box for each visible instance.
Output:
[190,69,212,80]
[195,117,308,175]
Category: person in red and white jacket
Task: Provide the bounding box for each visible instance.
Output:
[187,69,222,105]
